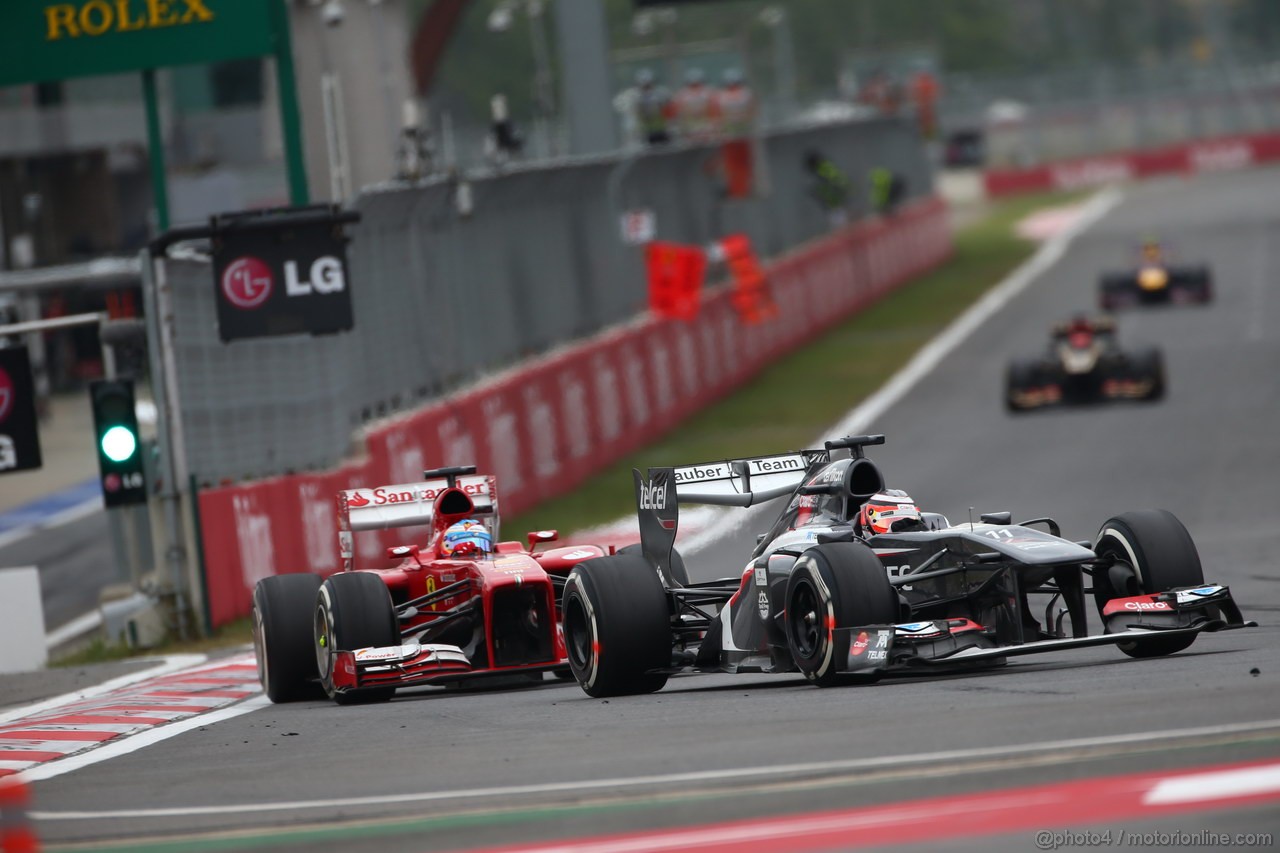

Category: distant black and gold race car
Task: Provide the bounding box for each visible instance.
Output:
[1098,241,1212,310]
[1005,315,1164,412]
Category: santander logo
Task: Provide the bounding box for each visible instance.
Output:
[221,256,274,309]
[347,492,371,508]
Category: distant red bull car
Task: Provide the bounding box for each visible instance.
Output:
[1098,242,1212,310]
[251,465,616,705]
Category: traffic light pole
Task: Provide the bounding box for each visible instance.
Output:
[139,247,195,639]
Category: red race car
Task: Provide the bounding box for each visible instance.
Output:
[252,465,610,704]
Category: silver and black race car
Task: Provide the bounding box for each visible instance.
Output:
[1005,315,1164,412]
[561,435,1252,696]
[1098,242,1212,310]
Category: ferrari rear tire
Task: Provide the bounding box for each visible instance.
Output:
[785,543,898,687]
[618,542,691,587]
[315,572,400,704]
[1093,510,1204,658]
[252,573,323,703]
[563,554,671,697]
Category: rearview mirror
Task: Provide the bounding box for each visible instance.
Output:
[387,544,420,560]
[527,529,558,552]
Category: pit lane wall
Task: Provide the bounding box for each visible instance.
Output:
[197,198,951,627]
[983,129,1280,197]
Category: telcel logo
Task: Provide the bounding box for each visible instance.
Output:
[639,480,666,510]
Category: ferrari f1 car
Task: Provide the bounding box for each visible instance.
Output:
[561,435,1253,696]
[1098,241,1212,310]
[252,465,612,704]
[1005,315,1164,411]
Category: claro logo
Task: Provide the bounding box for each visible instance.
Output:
[1124,600,1171,611]
[638,480,666,510]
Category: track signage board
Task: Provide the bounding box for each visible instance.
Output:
[0,0,275,86]
[210,209,355,342]
[0,346,44,474]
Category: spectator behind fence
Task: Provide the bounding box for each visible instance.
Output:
[715,68,756,139]
[870,166,906,216]
[672,67,717,142]
[634,68,673,146]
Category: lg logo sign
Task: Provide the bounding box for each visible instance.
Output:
[221,256,346,310]
[211,212,356,342]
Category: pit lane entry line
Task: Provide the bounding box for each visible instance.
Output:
[31,716,1280,820]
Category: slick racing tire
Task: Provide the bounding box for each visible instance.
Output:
[315,572,400,704]
[618,542,691,587]
[1132,347,1165,401]
[785,543,898,687]
[1004,359,1038,413]
[253,573,323,703]
[1093,509,1204,658]
[563,554,671,697]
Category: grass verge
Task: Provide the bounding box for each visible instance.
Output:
[506,189,1088,537]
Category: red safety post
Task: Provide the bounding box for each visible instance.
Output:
[0,776,39,853]
[646,241,706,321]
[719,234,776,325]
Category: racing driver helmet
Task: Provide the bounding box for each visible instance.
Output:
[858,489,922,536]
[442,519,493,557]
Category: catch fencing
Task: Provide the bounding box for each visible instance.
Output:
[196,198,951,627]
[162,117,933,486]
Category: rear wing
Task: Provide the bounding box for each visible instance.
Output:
[337,471,497,572]
[666,451,825,507]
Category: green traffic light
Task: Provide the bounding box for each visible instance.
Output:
[101,425,138,462]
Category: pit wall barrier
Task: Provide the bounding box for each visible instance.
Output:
[983,129,1280,197]
[197,198,951,628]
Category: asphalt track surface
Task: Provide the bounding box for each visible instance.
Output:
[24,168,1280,852]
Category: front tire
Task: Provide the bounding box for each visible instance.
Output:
[563,554,671,697]
[785,543,899,686]
[315,572,400,704]
[1093,509,1204,658]
[253,573,323,703]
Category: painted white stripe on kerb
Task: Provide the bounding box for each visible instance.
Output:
[31,717,1280,820]
[682,185,1125,557]
[1143,762,1280,805]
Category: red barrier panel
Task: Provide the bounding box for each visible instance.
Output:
[197,198,953,627]
[983,129,1280,198]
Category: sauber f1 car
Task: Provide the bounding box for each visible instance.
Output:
[561,435,1253,697]
[1099,242,1212,310]
[252,465,609,704]
[1006,315,1164,411]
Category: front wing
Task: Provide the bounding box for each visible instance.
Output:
[328,641,568,695]
[836,584,1252,675]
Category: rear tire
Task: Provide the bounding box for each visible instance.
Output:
[1132,348,1165,401]
[315,572,400,704]
[618,542,691,587]
[785,543,899,686]
[252,573,323,703]
[563,554,671,697]
[1093,510,1204,658]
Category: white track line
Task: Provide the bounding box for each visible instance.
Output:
[0,654,206,727]
[31,716,1279,820]
[682,185,1124,557]
[44,610,103,650]
[0,495,102,550]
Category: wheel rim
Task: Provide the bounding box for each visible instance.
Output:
[314,603,334,680]
[789,579,823,661]
[565,595,593,672]
[252,607,269,689]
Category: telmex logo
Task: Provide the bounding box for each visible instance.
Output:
[638,480,666,510]
[674,464,726,483]
[1124,600,1171,611]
